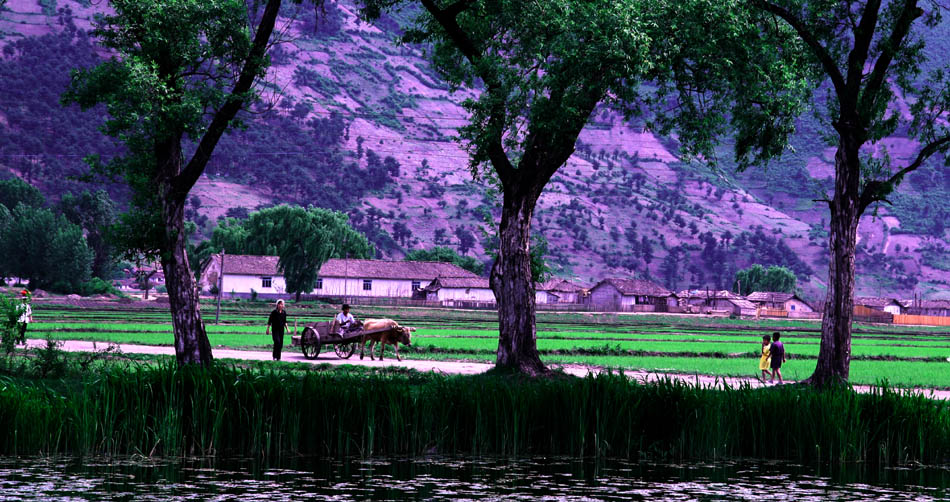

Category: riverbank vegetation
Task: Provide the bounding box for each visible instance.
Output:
[1,357,948,466]
[23,301,950,388]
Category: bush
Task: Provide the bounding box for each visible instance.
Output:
[78,278,119,297]
[154,285,167,294]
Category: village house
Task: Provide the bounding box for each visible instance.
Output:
[535,279,586,304]
[854,297,904,315]
[905,299,950,317]
[745,291,814,313]
[199,254,479,299]
[423,277,496,306]
[588,278,677,312]
[678,290,757,316]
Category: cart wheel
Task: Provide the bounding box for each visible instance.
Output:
[334,342,357,359]
[301,327,321,359]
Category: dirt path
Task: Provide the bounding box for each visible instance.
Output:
[28,339,950,400]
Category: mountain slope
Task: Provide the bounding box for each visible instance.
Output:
[0,0,948,301]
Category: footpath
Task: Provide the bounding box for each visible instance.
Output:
[26,339,950,400]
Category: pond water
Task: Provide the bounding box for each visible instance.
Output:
[0,456,947,501]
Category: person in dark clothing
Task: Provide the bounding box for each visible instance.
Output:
[266,300,288,360]
[769,331,787,384]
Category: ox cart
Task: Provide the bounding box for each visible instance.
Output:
[291,321,386,360]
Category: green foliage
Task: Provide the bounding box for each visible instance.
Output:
[59,190,116,279]
[734,264,797,296]
[78,277,120,297]
[61,0,268,258]
[405,246,484,275]
[1,363,950,465]
[29,335,68,379]
[0,292,21,354]
[0,204,92,291]
[0,177,45,211]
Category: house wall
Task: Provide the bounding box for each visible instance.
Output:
[536,291,559,304]
[556,291,580,303]
[313,277,419,298]
[883,304,902,315]
[219,274,422,298]
[785,298,813,313]
[589,284,623,309]
[437,287,496,302]
[222,274,288,296]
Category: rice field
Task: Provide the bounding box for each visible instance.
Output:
[23,301,950,388]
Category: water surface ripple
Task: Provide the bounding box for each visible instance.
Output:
[0,457,946,501]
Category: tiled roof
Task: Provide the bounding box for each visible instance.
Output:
[727,298,757,310]
[678,289,742,300]
[217,255,480,280]
[221,255,280,275]
[918,300,950,309]
[426,277,491,289]
[593,278,672,297]
[537,279,585,292]
[319,259,480,280]
[855,297,900,308]
[746,291,795,303]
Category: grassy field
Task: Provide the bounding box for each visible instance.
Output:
[23,300,950,388]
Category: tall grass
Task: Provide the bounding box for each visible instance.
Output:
[1,364,949,465]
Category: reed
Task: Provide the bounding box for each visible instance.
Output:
[1,363,949,465]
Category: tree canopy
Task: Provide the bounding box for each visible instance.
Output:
[404,246,484,275]
[734,264,797,296]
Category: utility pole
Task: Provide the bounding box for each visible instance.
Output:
[215,250,225,324]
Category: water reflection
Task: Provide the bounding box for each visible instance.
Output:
[0,456,946,501]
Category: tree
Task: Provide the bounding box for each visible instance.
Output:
[362,0,805,374]
[660,245,686,291]
[0,204,92,291]
[59,190,116,279]
[752,0,950,385]
[734,264,797,296]
[455,226,476,256]
[205,206,373,301]
[405,246,484,275]
[62,0,287,365]
[0,177,45,211]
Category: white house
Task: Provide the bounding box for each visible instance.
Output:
[199,254,480,299]
[855,297,904,315]
[424,277,496,305]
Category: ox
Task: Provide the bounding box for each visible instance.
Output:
[359,318,414,361]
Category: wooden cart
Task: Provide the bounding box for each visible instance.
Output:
[291,321,391,360]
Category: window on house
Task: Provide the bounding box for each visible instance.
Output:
[790,304,796,311]
[261,277,272,288]
[315,278,323,290]
[363,279,372,291]
[412,280,421,290]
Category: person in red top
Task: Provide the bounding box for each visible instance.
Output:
[769,331,787,384]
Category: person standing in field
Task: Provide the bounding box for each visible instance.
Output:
[769,331,787,384]
[265,299,288,361]
[758,334,772,381]
[15,290,32,345]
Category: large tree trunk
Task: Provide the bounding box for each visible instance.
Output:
[808,132,863,386]
[490,186,547,375]
[159,139,213,366]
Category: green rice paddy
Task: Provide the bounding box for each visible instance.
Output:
[23,301,950,388]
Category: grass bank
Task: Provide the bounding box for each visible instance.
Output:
[1,360,948,465]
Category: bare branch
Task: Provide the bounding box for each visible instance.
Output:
[862,0,923,111]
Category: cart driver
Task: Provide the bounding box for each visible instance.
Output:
[334,304,359,336]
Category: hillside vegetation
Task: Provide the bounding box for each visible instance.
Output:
[0,0,948,301]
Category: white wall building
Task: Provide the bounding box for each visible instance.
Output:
[424,277,496,305]
[199,255,481,299]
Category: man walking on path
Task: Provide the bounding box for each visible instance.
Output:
[769,331,787,384]
[266,300,288,360]
[15,290,32,345]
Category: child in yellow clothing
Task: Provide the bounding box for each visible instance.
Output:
[759,335,772,380]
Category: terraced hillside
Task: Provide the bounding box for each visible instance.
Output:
[0,0,948,301]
